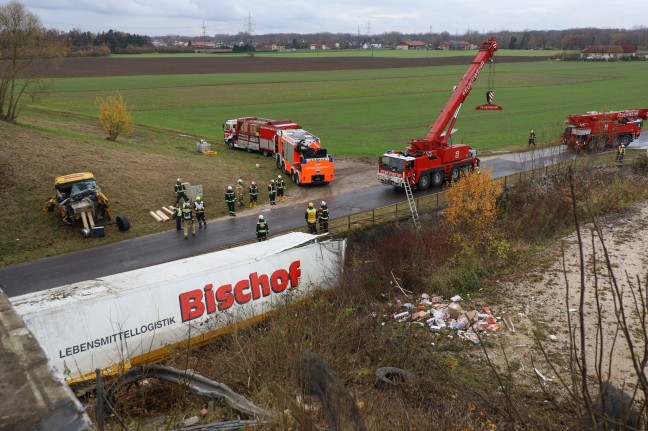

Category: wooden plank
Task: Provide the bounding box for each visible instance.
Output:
[150,211,163,222]
[80,211,89,230]
[155,210,169,221]
[162,207,174,216]
[86,211,95,228]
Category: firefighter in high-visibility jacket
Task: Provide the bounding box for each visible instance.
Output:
[174,178,189,203]
[256,214,269,241]
[249,182,259,207]
[305,202,317,234]
[181,201,195,239]
[318,201,329,233]
[194,196,206,229]
[225,186,236,216]
[276,175,285,202]
[616,144,626,163]
[174,202,182,231]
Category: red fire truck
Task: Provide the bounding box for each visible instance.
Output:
[276,128,334,186]
[377,37,499,190]
[223,117,300,156]
[560,109,648,151]
[223,117,334,185]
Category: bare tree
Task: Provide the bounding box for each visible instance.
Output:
[0,1,58,122]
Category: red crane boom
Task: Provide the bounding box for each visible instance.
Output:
[409,37,499,154]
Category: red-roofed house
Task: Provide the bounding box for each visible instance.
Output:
[581,45,636,60]
[396,40,427,50]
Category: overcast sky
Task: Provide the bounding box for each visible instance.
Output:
[24,0,648,37]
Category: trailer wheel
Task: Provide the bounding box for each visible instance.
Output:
[281,162,288,174]
[276,157,281,168]
[450,167,460,182]
[262,149,269,157]
[295,175,302,187]
[292,172,298,183]
[116,214,131,232]
[227,140,234,149]
[431,171,444,187]
[417,174,430,190]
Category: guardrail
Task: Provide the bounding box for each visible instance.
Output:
[222,149,641,248]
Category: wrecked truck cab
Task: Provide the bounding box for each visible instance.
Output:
[43,172,130,237]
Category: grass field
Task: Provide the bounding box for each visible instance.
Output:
[25,59,648,157]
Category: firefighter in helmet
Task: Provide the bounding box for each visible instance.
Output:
[305,202,317,234]
[194,195,206,229]
[318,201,329,233]
[181,200,195,239]
[236,178,246,207]
[175,178,189,203]
[225,186,236,216]
[174,202,182,231]
[268,179,277,206]
[616,143,626,163]
[276,175,285,202]
[256,214,269,241]
[249,181,259,207]
[528,129,536,147]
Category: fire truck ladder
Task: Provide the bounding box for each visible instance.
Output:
[403,179,421,230]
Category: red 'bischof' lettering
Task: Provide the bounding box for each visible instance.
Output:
[204,284,216,314]
[216,284,234,311]
[179,289,205,322]
[249,273,271,299]
[271,269,289,293]
[178,260,302,323]
[234,279,251,304]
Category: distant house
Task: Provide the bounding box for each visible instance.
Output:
[310,44,329,50]
[396,40,426,50]
[580,45,636,60]
[440,40,474,50]
[192,41,216,49]
[271,44,286,51]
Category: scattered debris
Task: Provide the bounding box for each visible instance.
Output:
[388,292,503,340]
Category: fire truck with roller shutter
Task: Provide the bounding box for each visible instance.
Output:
[276,128,334,186]
[560,109,648,151]
[223,117,300,157]
[377,37,499,190]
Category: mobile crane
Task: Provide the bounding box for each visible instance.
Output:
[378,37,499,190]
[560,109,648,151]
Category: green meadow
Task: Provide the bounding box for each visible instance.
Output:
[26,59,648,158]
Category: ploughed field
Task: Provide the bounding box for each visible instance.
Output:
[40,55,549,78]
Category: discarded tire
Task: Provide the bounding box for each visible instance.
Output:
[116,214,130,232]
[375,367,413,388]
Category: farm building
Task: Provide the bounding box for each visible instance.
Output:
[440,40,476,50]
[396,40,427,50]
[580,45,636,60]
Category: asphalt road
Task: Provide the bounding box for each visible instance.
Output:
[0,142,634,298]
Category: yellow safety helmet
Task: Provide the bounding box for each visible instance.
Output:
[308,202,314,208]
[196,196,201,201]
